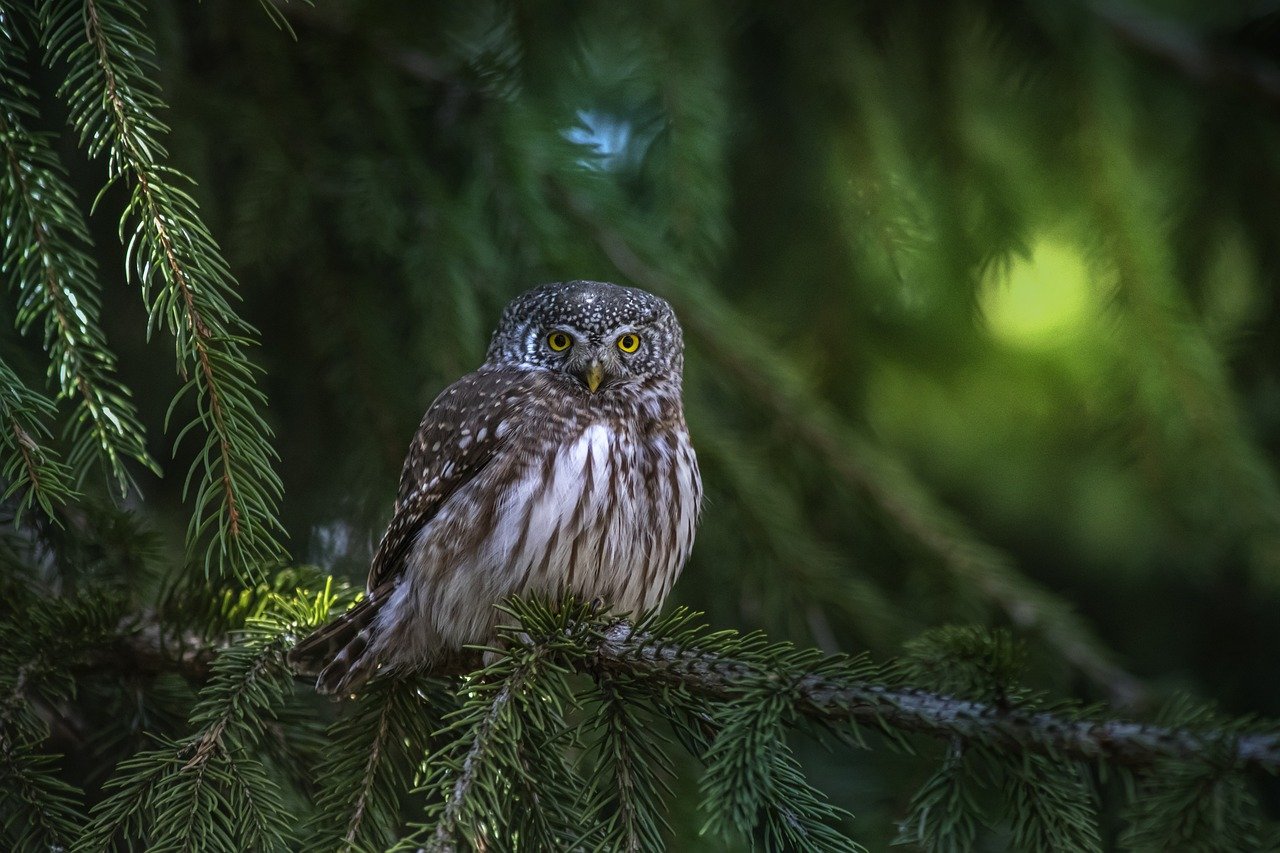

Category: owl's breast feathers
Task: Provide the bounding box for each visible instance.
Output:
[384,365,697,612]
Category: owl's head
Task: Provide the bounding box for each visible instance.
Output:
[485,280,684,393]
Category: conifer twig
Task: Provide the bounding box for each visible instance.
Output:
[0,358,77,519]
[38,0,287,579]
[0,16,156,494]
[429,673,520,852]
[344,693,393,845]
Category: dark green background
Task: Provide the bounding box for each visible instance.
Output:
[14,0,1280,845]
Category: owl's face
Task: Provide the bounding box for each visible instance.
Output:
[485,280,684,393]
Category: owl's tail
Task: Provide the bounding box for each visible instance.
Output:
[288,596,386,695]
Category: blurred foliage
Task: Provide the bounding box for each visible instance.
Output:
[3,0,1280,848]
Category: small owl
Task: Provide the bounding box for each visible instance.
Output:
[290,280,702,694]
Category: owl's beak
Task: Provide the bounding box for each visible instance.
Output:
[582,360,605,394]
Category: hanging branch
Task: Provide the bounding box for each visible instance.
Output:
[307,676,446,851]
[419,649,584,851]
[429,675,521,851]
[36,0,286,579]
[0,357,77,520]
[0,9,156,496]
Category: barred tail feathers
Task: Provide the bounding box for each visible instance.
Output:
[288,595,386,695]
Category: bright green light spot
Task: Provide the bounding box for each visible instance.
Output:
[981,239,1094,347]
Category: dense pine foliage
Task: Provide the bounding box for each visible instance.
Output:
[3,0,1280,849]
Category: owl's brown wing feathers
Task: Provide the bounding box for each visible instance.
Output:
[289,367,543,692]
[368,367,544,590]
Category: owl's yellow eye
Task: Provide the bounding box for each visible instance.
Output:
[547,332,572,352]
[616,333,640,353]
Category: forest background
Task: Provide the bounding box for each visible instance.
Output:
[3,0,1280,849]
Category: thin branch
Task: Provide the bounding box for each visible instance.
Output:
[344,693,393,846]
[430,676,518,852]
[81,0,242,540]
[37,0,288,578]
[1099,3,1280,107]
[0,358,77,519]
[0,60,156,492]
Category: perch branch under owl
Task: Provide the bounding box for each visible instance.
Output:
[81,612,1280,774]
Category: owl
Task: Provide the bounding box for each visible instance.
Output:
[290,280,702,694]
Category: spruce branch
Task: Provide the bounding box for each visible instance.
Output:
[584,674,674,853]
[77,604,1280,778]
[346,696,393,844]
[580,619,1279,773]
[699,689,861,851]
[418,649,585,852]
[1121,758,1264,851]
[0,357,77,520]
[76,617,302,851]
[0,744,83,851]
[1005,754,1101,852]
[894,742,982,852]
[23,595,1279,849]
[37,0,287,580]
[309,676,447,851]
[428,673,518,852]
[0,9,156,496]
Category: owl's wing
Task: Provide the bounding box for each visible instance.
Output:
[366,366,544,593]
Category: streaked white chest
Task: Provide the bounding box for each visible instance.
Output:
[496,422,699,608]
[392,421,700,652]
